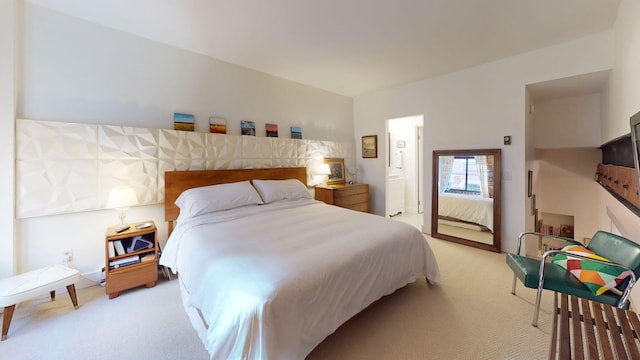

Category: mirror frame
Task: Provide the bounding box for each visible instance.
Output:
[431,148,501,252]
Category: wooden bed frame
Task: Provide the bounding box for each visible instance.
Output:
[164,167,307,234]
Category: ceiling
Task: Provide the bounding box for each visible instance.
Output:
[26,0,620,97]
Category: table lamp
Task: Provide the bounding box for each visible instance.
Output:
[106,186,138,230]
[313,163,331,186]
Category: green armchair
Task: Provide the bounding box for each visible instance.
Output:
[506,230,640,327]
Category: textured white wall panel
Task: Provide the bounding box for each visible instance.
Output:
[320,140,339,157]
[242,158,274,168]
[16,159,98,217]
[273,138,298,159]
[335,142,353,159]
[242,136,273,160]
[205,133,242,163]
[157,159,207,202]
[98,159,159,206]
[206,158,244,170]
[98,125,158,159]
[17,120,97,160]
[272,157,303,168]
[16,119,354,218]
[158,129,206,160]
[305,140,328,159]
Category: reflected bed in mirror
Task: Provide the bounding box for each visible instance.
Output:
[431,149,501,252]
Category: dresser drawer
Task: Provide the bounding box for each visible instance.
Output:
[315,184,369,213]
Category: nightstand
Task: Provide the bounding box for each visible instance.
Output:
[314,183,369,213]
[104,220,158,299]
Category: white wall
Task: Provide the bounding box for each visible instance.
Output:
[524,89,536,244]
[603,0,640,144]
[0,0,18,276]
[534,94,601,148]
[19,4,353,141]
[7,4,354,279]
[600,0,640,246]
[354,31,613,253]
[535,148,609,242]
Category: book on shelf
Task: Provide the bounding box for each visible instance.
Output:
[109,261,139,269]
[113,240,126,255]
[140,254,156,263]
[109,255,140,269]
[540,224,560,237]
[108,242,115,258]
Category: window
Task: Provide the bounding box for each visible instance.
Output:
[446,157,481,194]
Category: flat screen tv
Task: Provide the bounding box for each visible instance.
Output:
[631,110,640,187]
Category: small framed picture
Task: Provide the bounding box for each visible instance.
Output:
[290,126,302,139]
[266,123,278,137]
[209,117,226,134]
[241,120,256,136]
[362,135,378,158]
[397,140,406,148]
[174,113,195,131]
[324,158,345,185]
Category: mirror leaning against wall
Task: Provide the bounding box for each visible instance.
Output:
[431,149,501,252]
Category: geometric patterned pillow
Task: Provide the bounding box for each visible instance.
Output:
[552,245,633,296]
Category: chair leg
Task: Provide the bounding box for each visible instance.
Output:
[532,286,543,327]
[2,305,15,341]
[511,275,517,295]
[66,284,79,310]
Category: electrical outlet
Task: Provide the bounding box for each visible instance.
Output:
[63,248,73,262]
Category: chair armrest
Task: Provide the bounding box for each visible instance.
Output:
[516,232,581,256]
[538,249,637,307]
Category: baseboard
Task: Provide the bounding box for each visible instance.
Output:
[78,270,102,289]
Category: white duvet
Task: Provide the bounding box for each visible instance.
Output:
[160,199,441,360]
[438,192,494,231]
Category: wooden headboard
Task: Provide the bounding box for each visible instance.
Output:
[164,167,307,233]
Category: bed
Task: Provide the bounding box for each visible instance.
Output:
[437,192,494,231]
[160,167,441,360]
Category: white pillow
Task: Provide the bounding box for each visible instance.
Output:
[252,179,312,203]
[175,181,263,221]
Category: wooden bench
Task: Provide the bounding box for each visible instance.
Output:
[549,292,640,359]
[0,265,80,340]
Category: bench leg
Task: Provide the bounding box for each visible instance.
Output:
[2,305,15,341]
[66,284,79,310]
[511,275,517,295]
[50,290,55,301]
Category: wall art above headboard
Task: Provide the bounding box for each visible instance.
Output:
[15,119,354,218]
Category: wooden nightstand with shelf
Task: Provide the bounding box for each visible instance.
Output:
[315,183,369,213]
[105,220,158,299]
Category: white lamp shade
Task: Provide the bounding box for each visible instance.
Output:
[106,186,138,209]
[314,163,331,175]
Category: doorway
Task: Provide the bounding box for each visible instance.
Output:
[386,115,424,228]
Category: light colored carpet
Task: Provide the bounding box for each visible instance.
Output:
[2,237,554,360]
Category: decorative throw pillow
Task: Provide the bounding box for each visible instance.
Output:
[552,244,633,296]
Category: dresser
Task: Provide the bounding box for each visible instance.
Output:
[314,183,369,213]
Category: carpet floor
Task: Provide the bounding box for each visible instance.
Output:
[2,236,554,359]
